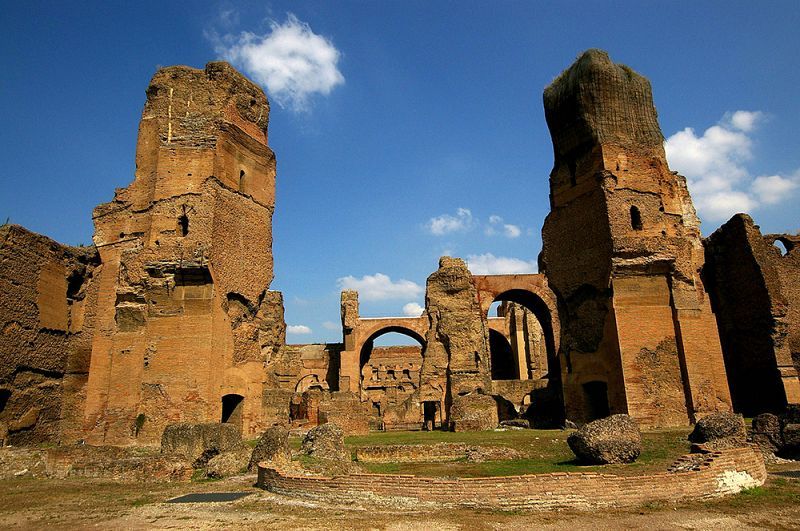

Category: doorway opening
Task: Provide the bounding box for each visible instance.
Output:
[423,401,440,431]
[221,394,244,432]
[582,381,610,420]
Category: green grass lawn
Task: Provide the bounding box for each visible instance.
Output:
[339,427,693,477]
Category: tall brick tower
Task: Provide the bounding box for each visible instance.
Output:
[82,63,285,444]
[540,50,731,427]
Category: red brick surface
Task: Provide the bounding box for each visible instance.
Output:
[258,446,765,510]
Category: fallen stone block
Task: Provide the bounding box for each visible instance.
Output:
[567,414,641,464]
[161,423,243,468]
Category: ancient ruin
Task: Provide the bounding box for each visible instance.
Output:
[0,50,797,461]
[540,50,733,427]
[704,214,800,415]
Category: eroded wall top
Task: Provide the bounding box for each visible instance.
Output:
[544,49,664,164]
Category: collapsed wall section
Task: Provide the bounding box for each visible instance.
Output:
[540,50,731,427]
[703,214,800,414]
[0,225,98,445]
[420,257,491,428]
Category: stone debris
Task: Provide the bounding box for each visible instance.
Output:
[450,393,499,432]
[205,448,251,479]
[567,414,642,464]
[248,425,291,471]
[688,412,747,450]
[0,447,47,479]
[751,413,783,455]
[300,423,350,462]
[751,407,800,459]
[500,418,531,429]
[161,423,243,468]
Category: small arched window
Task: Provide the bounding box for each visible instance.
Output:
[773,238,793,256]
[239,169,245,191]
[630,206,643,231]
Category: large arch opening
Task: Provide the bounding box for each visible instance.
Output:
[359,327,426,430]
[486,289,556,382]
[359,328,426,370]
[772,237,793,256]
[486,288,564,427]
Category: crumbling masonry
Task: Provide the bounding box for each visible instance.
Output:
[0,51,797,446]
[540,50,732,426]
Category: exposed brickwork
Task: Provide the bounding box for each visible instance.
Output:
[0,446,192,482]
[355,443,520,463]
[0,225,98,445]
[362,346,422,429]
[3,52,796,449]
[258,446,765,510]
[80,62,285,445]
[540,49,731,426]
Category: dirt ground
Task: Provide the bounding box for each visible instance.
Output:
[1,465,799,530]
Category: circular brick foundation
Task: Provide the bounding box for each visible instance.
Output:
[258,446,766,510]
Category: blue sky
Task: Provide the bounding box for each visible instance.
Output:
[2,1,799,344]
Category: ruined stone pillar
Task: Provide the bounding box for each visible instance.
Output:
[509,304,529,380]
[704,214,800,414]
[82,62,285,444]
[420,257,491,426]
[540,50,732,427]
[338,290,360,393]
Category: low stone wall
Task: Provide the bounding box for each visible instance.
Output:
[258,446,766,510]
[356,443,465,463]
[355,443,519,463]
[0,446,192,482]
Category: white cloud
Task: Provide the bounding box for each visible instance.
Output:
[665,110,799,222]
[752,174,799,205]
[322,321,339,330]
[485,214,522,238]
[337,273,423,301]
[215,13,344,111]
[217,9,240,29]
[466,253,537,275]
[427,208,473,235]
[503,224,521,238]
[287,324,312,334]
[699,191,758,221]
[402,302,424,317]
[729,110,763,132]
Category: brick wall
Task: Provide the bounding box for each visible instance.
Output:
[0,225,97,445]
[258,446,765,510]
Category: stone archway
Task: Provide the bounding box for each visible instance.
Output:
[472,274,560,379]
[338,307,429,394]
[471,274,564,426]
[358,325,427,370]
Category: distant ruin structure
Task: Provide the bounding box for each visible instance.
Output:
[704,214,800,415]
[0,51,797,446]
